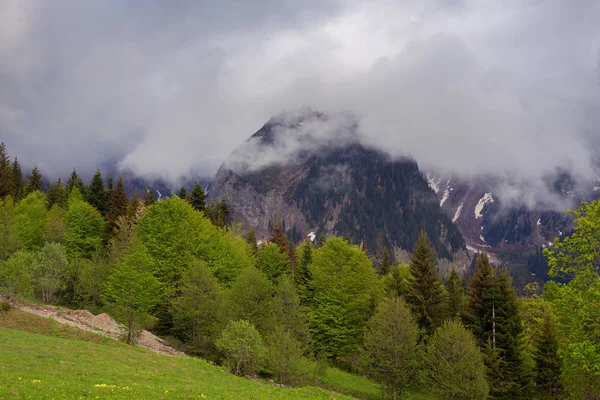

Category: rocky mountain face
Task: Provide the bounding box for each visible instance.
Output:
[209,111,465,264]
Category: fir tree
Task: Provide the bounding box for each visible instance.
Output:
[106,177,129,235]
[190,182,206,212]
[178,185,188,200]
[317,233,326,247]
[27,166,42,193]
[533,310,562,396]
[270,218,289,256]
[294,239,313,305]
[380,247,392,276]
[46,178,67,209]
[446,268,465,319]
[0,142,13,198]
[66,169,86,195]
[11,157,23,200]
[466,253,495,346]
[86,169,108,215]
[246,229,258,253]
[406,231,446,335]
[107,174,114,191]
[144,187,155,206]
[217,200,230,227]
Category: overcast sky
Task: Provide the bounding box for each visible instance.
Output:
[1,0,599,186]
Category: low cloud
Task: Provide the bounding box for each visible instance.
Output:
[0,0,598,206]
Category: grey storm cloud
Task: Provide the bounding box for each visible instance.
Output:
[1,0,599,197]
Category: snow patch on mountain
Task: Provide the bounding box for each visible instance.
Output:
[439,181,453,207]
[537,218,541,226]
[307,231,316,242]
[427,174,440,194]
[474,193,494,219]
[452,203,464,223]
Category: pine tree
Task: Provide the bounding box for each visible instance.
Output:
[190,182,206,212]
[27,166,42,193]
[294,239,313,305]
[46,178,67,209]
[317,233,326,247]
[143,187,155,206]
[270,218,289,256]
[533,310,562,396]
[10,157,23,200]
[107,175,114,191]
[178,185,188,200]
[246,229,258,253]
[380,247,391,276]
[86,169,108,215]
[446,267,465,319]
[217,200,230,227]
[406,231,446,335]
[466,253,495,346]
[0,142,13,198]
[106,177,129,235]
[66,169,86,195]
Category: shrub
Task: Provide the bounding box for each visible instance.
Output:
[265,325,313,387]
[0,300,11,312]
[216,320,264,376]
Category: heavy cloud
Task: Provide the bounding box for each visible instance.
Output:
[1,0,599,200]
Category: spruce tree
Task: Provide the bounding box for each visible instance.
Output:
[0,142,13,198]
[11,157,23,200]
[380,247,391,276]
[466,253,495,346]
[217,200,230,227]
[66,169,86,195]
[46,178,67,209]
[27,166,42,193]
[406,231,446,335]
[533,310,562,396]
[190,182,206,212]
[106,177,129,235]
[143,187,155,206]
[246,229,258,253]
[86,169,108,215]
[294,239,313,305]
[178,185,188,200]
[446,267,465,319]
[270,218,289,256]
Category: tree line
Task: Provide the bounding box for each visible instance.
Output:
[0,142,596,399]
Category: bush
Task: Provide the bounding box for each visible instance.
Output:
[216,320,264,376]
[0,300,11,313]
[265,325,313,387]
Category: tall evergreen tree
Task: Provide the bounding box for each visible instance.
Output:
[178,185,188,200]
[106,177,129,235]
[466,253,495,345]
[11,157,23,200]
[406,231,446,335]
[380,247,392,276]
[143,187,155,206]
[46,178,67,209]
[446,267,465,319]
[294,239,313,304]
[27,166,42,193]
[246,229,258,253]
[0,142,13,198]
[533,310,562,396]
[270,218,289,256]
[217,199,230,227]
[190,182,206,212]
[66,169,86,195]
[86,170,108,215]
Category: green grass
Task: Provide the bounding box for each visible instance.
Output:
[0,326,356,399]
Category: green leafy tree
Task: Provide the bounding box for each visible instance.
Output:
[106,177,129,236]
[359,295,419,399]
[86,170,109,215]
[309,237,382,360]
[0,250,35,297]
[406,231,446,335]
[422,320,489,400]
[46,178,68,209]
[0,196,21,260]
[216,319,265,376]
[31,243,70,303]
[103,236,161,345]
[171,260,221,355]
[64,189,104,259]
[223,266,272,334]
[256,242,289,283]
[265,325,313,387]
[45,204,67,244]
[190,182,206,212]
[446,267,465,320]
[27,166,42,193]
[246,229,258,253]
[13,191,48,251]
[74,253,111,311]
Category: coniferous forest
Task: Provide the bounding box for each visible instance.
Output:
[1,142,600,399]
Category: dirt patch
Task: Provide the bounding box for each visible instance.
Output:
[17,301,185,357]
